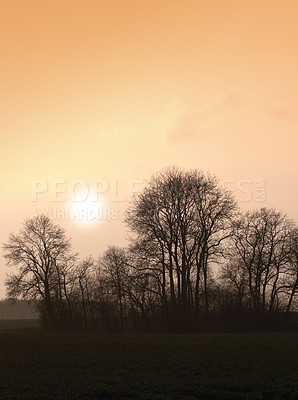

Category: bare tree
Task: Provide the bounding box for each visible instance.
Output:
[71,256,98,329]
[223,208,293,314]
[100,246,130,330]
[220,260,248,310]
[281,226,298,312]
[3,214,76,327]
[125,167,236,330]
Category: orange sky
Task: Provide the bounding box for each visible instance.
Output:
[1,0,298,297]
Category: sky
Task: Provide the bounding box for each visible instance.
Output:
[1,0,297,297]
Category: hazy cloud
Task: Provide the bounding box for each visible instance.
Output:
[169,112,203,141]
[268,106,297,121]
[168,89,244,142]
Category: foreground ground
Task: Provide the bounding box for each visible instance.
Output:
[0,322,297,399]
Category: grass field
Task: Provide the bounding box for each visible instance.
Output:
[0,324,297,399]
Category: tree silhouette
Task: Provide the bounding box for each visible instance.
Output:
[223,208,295,316]
[3,214,76,328]
[125,167,236,330]
[3,169,298,332]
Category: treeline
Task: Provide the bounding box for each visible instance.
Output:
[3,168,298,332]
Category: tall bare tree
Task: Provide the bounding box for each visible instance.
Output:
[282,226,298,312]
[100,246,130,330]
[3,214,76,327]
[125,167,236,329]
[223,208,293,314]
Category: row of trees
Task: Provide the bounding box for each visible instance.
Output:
[3,168,298,331]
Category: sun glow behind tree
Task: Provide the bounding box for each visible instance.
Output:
[69,188,105,226]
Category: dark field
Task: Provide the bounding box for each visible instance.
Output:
[0,324,297,399]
